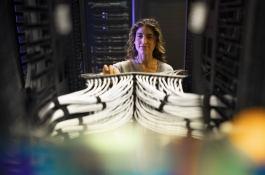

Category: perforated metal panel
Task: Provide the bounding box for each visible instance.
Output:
[67,0,86,92]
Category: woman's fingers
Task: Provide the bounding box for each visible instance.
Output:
[114,68,120,74]
[104,64,109,71]
[102,65,119,74]
[103,64,109,74]
[109,65,114,74]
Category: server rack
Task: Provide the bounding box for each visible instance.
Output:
[185,0,245,128]
[214,0,243,116]
[0,0,92,134]
[185,0,265,130]
[4,0,74,124]
[83,0,132,73]
[13,0,60,102]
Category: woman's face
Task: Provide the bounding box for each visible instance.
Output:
[134,26,157,56]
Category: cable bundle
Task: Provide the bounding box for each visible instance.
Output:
[37,75,134,140]
[36,70,209,140]
[134,74,205,139]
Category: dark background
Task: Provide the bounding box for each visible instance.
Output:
[135,0,187,70]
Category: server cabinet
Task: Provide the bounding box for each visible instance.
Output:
[83,0,132,73]
[0,0,92,138]
[185,0,265,129]
[185,0,245,127]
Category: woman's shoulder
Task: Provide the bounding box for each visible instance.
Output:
[113,60,132,70]
[113,59,137,72]
[113,60,131,67]
[158,61,174,72]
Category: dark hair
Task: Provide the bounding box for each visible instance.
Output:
[126,18,167,62]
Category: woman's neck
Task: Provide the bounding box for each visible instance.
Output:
[137,54,157,67]
[136,54,158,73]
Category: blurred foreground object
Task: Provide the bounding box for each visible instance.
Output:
[54,4,73,35]
[226,107,265,164]
[198,107,265,175]
[188,1,208,34]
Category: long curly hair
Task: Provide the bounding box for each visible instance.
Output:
[126,18,167,63]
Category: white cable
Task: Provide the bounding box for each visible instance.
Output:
[133,73,205,138]
[39,75,133,124]
[136,75,203,107]
[135,98,204,138]
[135,98,186,126]
[135,98,187,135]
[38,75,133,120]
[51,96,134,137]
[41,72,209,140]
[53,94,133,130]
[134,108,188,137]
[48,86,133,124]
[136,86,202,119]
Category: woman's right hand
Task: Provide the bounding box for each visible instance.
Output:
[102,65,120,75]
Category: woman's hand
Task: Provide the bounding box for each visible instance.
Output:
[102,65,120,75]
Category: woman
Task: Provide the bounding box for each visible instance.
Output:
[102,18,173,74]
